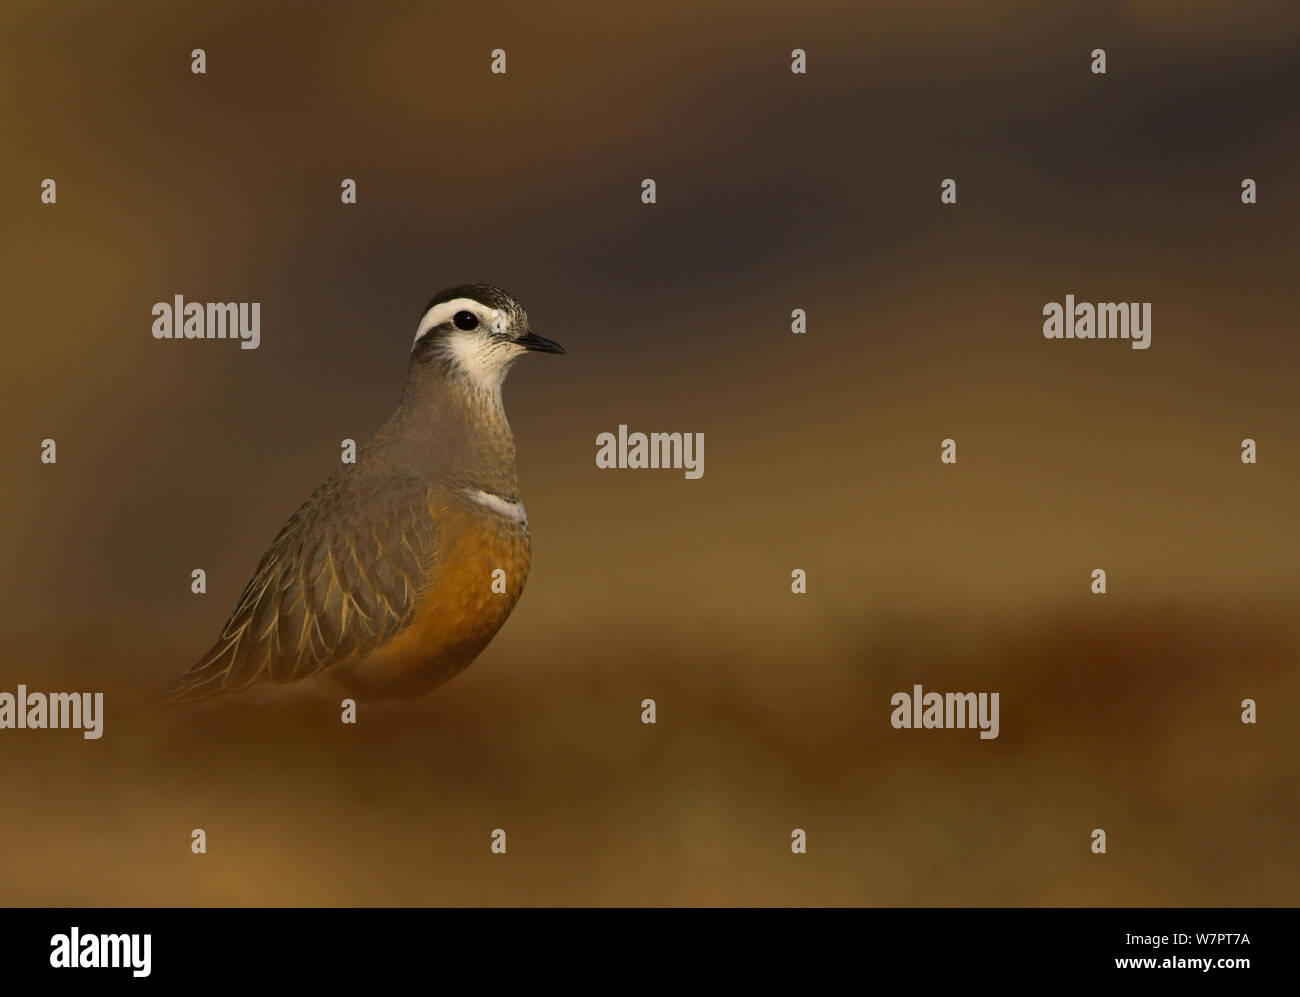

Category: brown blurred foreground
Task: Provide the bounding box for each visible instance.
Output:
[0,603,1293,906]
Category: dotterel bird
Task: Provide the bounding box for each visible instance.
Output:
[158,284,564,705]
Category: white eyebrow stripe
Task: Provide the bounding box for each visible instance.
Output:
[412,298,501,348]
[463,488,528,523]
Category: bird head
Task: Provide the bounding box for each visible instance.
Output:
[410,284,564,394]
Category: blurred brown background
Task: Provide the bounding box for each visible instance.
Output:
[1,0,1297,905]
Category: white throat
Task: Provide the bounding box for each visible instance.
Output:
[441,330,520,396]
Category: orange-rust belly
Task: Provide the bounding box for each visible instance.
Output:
[330,501,531,699]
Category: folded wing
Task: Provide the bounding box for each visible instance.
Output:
[155,474,438,706]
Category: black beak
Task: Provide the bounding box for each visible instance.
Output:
[517,331,566,355]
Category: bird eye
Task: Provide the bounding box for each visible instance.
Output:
[453,310,479,330]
